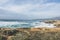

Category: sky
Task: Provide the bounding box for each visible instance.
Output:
[0,0,60,20]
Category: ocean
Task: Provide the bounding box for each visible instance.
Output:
[0,20,56,28]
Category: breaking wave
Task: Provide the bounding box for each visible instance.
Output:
[0,21,56,28]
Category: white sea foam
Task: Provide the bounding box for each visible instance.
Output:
[0,21,19,26]
[0,21,56,28]
[33,22,56,28]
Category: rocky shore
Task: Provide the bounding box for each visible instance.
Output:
[0,20,60,40]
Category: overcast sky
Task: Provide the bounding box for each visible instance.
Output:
[0,0,60,20]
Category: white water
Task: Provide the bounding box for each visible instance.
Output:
[33,22,56,28]
[0,21,56,28]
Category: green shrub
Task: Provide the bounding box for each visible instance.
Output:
[9,31,60,40]
[0,36,2,40]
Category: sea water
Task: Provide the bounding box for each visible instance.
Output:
[0,20,56,28]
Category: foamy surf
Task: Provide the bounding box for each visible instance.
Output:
[0,21,56,28]
[33,22,56,28]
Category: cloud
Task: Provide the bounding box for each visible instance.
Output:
[0,3,57,13]
[2,4,33,13]
[0,0,10,5]
[0,0,60,19]
[0,0,52,13]
[0,0,47,13]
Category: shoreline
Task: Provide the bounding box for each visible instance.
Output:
[0,27,60,32]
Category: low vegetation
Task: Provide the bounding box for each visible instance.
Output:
[0,28,60,40]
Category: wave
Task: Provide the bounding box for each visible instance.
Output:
[33,22,56,28]
[0,21,56,28]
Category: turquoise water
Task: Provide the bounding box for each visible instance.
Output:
[0,20,56,28]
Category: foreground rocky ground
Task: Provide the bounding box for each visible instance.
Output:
[0,28,60,40]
